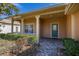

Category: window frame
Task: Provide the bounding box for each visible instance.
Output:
[24,23,34,34]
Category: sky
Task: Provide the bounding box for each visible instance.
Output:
[15,3,57,14]
[1,3,58,19]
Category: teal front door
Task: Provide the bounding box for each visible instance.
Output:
[52,24,58,38]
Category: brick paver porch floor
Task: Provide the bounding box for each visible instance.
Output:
[33,39,64,56]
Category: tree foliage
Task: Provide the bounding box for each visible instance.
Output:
[0,3,19,16]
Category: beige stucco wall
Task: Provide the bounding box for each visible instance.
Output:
[73,12,79,40]
[40,17,67,38]
[66,11,79,40]
[23,16,67,38]
[66,15,72,38]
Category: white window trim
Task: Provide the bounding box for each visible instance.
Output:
[50,23,59,38]
[24,23,35,35]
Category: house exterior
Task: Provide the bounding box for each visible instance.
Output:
[10,3,79,43]
[0,18,20,34]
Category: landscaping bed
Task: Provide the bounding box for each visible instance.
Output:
[0,34,38,56]
[62,38,79,56]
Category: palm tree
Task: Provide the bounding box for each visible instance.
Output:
[0,3,19,16]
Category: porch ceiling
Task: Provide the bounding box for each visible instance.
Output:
[13,11,65,21]
[40,11,65,19]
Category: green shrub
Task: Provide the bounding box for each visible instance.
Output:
[27,37,36,45]
[62,38,79,56]
[0,34,6,39]
[0,34,21,40]
[0,34,36,44]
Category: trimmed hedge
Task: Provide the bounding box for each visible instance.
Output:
[0,34,20,40]
[62,38,79,56]
[0,34,36,44]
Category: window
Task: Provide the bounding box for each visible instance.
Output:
[0,25,1,27]
[53,25,57,31]
[0,28,2,32]
[24,24,33,34]
[3,25,5,28]
[16,27,18,33]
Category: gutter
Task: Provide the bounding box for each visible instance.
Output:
[65,3,75,14]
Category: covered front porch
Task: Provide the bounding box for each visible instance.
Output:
[11,11,66,40]
[10,5,69,43]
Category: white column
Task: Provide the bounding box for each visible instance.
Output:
[71,15,75,39]
[11,18,14,33]
[35,15,40,43]
[20,19,24,34]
